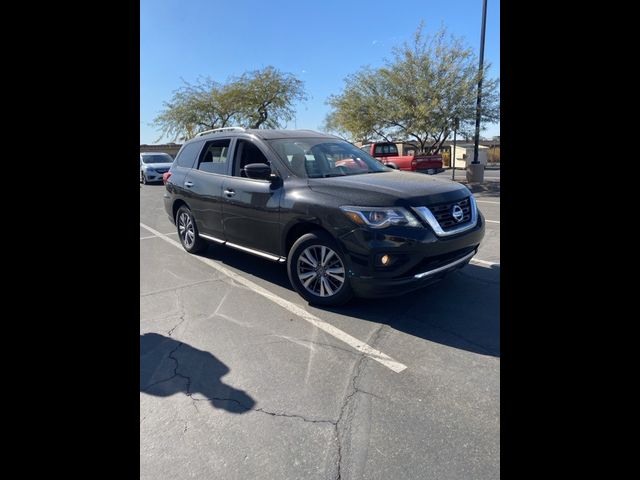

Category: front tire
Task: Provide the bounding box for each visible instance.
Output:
[287,231,353,306]
[176,206,207,254]
[142,172,149,185]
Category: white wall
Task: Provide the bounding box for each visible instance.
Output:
[452,146,488,168]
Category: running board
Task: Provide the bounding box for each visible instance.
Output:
[199,233,286,263]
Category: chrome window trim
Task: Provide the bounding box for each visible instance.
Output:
[412,195,478,237]
[414,250,476,279]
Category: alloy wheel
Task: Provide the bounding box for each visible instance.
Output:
[296,245,345,297]
[178,212,195,248]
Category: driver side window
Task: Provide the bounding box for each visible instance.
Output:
[233,140,271,178]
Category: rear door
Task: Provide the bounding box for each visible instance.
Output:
[185,138,232,241]
[167,140,205,206]
[221,138,283,256]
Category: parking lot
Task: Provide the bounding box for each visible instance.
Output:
[140,172,500,479]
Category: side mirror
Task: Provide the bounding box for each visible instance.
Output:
[244,163,273,180]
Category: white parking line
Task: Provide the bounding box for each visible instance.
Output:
[485,220,500,224]
[471,258,500,267]
[140,235,157,240]
[140,222,408,373]
[476,200,500,205]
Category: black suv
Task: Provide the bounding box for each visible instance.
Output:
[164,127,484,306]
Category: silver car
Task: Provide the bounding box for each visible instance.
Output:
[140,152,174,184]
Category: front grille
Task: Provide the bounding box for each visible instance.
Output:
[429,197,472,230]
[155,168,169,174]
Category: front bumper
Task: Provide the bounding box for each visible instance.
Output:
[143,171,167,182]
[338,213,484,298]
[349,247,476,297]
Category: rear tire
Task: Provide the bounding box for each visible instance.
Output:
[287,231,353,306]
[176,206,207,254]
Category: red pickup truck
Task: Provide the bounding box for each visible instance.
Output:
[360,142,444,174]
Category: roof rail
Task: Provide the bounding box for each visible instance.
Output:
[195,126,246,137]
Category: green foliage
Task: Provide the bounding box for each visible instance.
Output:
[233,66,307,129]
[153,67,307,142]
[325,23,499,153]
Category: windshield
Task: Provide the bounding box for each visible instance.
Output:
[142,154,173,164]
[266,138,390,178]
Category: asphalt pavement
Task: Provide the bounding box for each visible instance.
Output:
[140,172,500,479]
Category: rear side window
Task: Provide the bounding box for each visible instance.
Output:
[175,141,204,168]
[374,144,398,155]
[198,139,231,175]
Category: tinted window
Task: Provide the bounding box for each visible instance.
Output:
[198,139,231,175]
[267,138,388,178]
[175,141,204,168]
[141,154,173,164]
[233,140,271,177]
[374,144,398,155]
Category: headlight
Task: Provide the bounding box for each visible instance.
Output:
[340,206,421,229]
[145,167,156,173]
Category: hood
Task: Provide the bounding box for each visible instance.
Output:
[307,171,470,207]
[142,162,173,170]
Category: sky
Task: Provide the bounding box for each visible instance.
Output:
[140,0,500,144]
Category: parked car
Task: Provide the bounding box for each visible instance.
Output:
[140,152,174,184]
[360,142,445,174]
[163,127,484,306]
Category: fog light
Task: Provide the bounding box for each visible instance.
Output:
[380,254,391,266]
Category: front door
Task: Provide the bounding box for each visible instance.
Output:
[221,138,283,256]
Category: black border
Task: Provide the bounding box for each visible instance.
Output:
[24,1,141,474]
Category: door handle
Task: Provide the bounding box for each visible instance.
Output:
[224,189,236,197]
[184,181,193,187]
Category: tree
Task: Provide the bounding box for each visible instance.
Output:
[152,67,307,142]
[325,23,499,153]
[233,66,308,129]
[152,78,240,142]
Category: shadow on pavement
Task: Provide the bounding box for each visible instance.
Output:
[328,264,500,357]
[140,332,255,413]
[194,243,500,357]
[200,244,293,290]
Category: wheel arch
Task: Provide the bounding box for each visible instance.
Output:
[283,221,332,256]
[172,199,191,222]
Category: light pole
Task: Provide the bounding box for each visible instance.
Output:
[472,0,488,165]
[452,117,459,181]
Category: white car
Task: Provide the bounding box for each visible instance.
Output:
[140,152,174,184]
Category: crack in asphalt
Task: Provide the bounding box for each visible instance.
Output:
[253,408,335,425]
[140,342,190,393]
[167,291,186,337]
[333,323,387,480]
[142,326,391,480]
[143,344,338,426]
